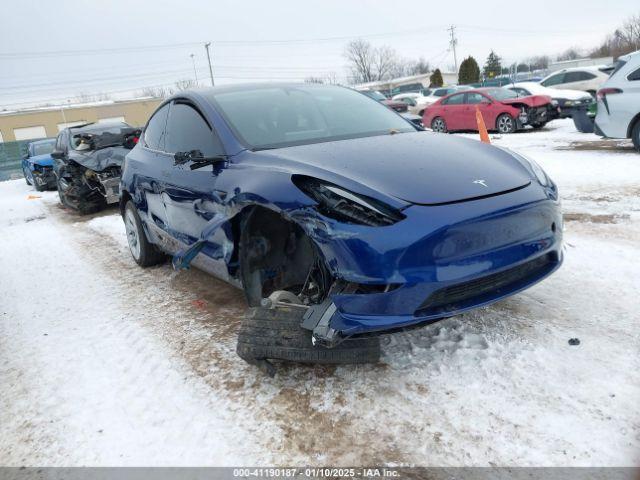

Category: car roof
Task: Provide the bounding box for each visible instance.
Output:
[29,138,55,146]
[67,121,131,133]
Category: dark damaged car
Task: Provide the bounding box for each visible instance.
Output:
[120,84,563,373]
[52,122,140,213]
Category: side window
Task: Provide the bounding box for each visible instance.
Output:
[434,89,448,97]
[144,104,170,151]
[628,67,640,81]
[465,93,487,104]
[542,73,564,86]
[442,93,464,105]
[164,102,224,156]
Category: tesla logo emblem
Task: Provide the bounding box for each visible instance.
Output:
[473,179,488,188]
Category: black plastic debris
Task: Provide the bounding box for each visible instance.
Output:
[568,338,580,346]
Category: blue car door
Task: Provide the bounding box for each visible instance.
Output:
[160,99,230,265]
[126,103,172,235]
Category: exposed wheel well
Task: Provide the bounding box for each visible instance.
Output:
[237,206,331,307]
[120,190,132,217]
[627,112,640,138]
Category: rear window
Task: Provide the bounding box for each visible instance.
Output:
[610,60,627,77]
[628,67,640,81]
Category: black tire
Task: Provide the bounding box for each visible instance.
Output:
[496,113,516,134]
[34,180,47,192]
[123,200,165,267]
[632,120,640,153]
[56,175,101,214]
[23,167,32,186]
[431,117,447,133]
[531,122,547,130]
[237,306,381,369]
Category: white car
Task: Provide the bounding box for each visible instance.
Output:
[392,92,432,115]
[594,50,640,152]
[508,82,593,118]
[540,66,610,95]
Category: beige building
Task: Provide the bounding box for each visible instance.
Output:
[0,98,162,143]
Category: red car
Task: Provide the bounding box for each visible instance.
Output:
[423,88,554,134]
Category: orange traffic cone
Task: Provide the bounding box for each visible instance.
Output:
[476,105,491,144]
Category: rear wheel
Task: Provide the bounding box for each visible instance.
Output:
[123,201,165,267]
[632,120,640,153]
[236,306,381,374]
[496,113,516,134]
[431,117,447,133]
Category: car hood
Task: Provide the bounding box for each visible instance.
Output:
[501,95,552,107]
[27,154,54,167]
[259,132,532,205]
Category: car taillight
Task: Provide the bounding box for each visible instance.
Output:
[597,88,622,100]
[133,136,139,144]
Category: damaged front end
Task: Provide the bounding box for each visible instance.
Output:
[57,126,140,213]
[30,164,57,190]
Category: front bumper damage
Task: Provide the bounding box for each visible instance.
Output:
[32,166,56,190]
[168,177,562,348]
[298,184,563,346]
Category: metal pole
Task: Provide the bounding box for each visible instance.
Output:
[204,42,214,86]
[190,53,199,85]
[448,25,458,74]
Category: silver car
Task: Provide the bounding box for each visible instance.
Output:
[594,50,640,152]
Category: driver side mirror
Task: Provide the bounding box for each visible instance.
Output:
[51,149,64,160]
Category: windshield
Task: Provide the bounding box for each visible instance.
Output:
[211,85,415,150]
[486,88,519,100]
[31,140,55,156]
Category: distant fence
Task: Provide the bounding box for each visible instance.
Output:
[0,138,47,181]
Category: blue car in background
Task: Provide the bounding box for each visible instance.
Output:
[22,138,57,191]
[120,84,563,372]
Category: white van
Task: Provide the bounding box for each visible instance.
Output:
[594,50,640,152]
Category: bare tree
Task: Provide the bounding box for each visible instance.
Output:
[557,47,582,61]
[408,57,431,75]
[344,39,376,83]
[137,86,172,98]
[174,79,198,91]
[73,91,112,103]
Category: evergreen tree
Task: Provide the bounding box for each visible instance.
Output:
[483,50,502,79]
[429,68,444,87]
[458,56,480,84]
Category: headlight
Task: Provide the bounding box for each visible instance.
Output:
[498,148,550,187]
[293,176,405,227]
[516,153,549,186]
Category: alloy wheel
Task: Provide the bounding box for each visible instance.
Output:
[497,115,514,133]
[125,209,141,261]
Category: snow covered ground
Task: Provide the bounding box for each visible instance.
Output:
[0,119,638,466]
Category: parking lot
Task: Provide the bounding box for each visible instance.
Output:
[1,119,638,466]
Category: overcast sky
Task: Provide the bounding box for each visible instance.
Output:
[1,0,637,108]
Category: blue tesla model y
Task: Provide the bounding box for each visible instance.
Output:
[120,84,562,370]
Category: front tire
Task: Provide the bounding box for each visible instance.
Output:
[23,167,33,186]
[123,201,165,267]
[632,120,640,153]
[496,113,516,134]
[236,306,381,372]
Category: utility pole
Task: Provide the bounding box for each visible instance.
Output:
[448,25,458,74]
[204,42,214,87]
[190,53,198,85]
